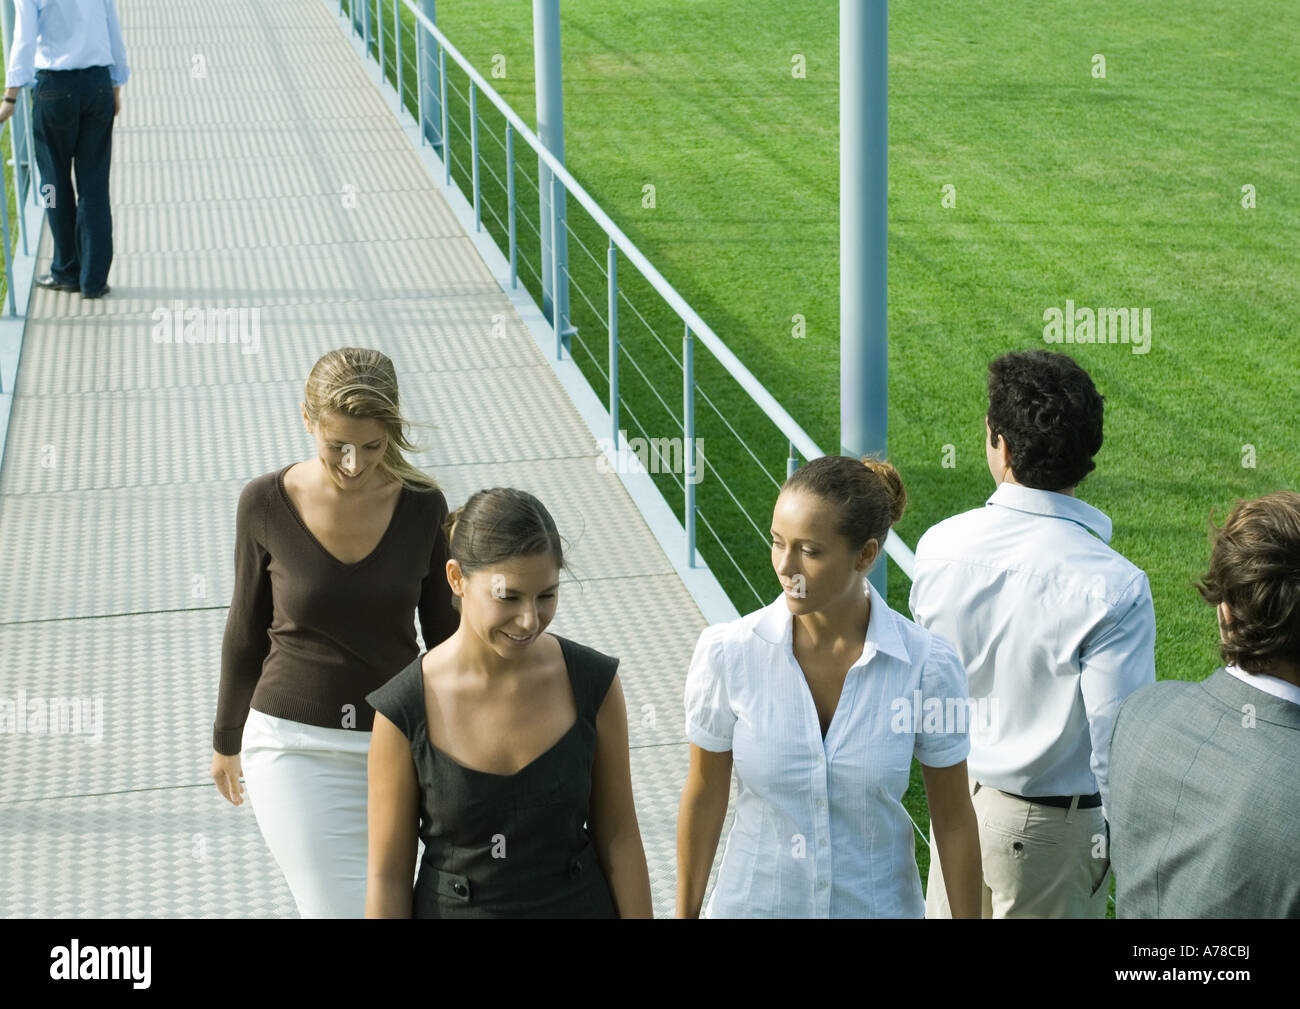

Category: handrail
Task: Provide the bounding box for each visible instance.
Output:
[373,1,914,580]
[398,1,822,464]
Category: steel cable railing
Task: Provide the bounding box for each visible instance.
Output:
[337,0,918,615]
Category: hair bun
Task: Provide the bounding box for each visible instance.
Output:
[860,457,907,525]
[443,505,464,545]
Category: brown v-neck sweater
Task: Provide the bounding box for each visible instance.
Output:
[212,465,459,756]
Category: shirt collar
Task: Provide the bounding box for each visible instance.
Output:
[751,577,911,665]
[987,481,1112,543]
[1225,663,1300,707]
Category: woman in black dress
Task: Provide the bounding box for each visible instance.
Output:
[364,488,653,917]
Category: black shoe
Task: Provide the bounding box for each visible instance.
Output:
[34,274,79,292]
[81,285,111,299]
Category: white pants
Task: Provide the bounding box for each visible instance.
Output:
[240,708,372,919]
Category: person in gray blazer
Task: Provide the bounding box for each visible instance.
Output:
[1109,490,1300,918]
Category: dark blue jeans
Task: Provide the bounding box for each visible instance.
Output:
[32,65,115,293]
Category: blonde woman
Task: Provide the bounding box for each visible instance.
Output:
[210,348,458,918]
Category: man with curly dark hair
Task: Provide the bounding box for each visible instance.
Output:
[909,349,1155,918]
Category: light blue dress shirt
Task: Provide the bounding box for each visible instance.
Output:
[908,482,1156,818]
[6,0,130,88]
[684,579,971,918]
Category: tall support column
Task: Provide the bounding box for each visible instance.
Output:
[534,0,572,349]
[840,0,890,596]
[419,1,442,148]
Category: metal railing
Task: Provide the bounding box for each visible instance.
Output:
[0,0,43,401]
[0,120,20,318]
[0,90,40,396]
[337,0,915,611]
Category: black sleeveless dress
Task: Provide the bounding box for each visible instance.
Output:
[365,634,620,918]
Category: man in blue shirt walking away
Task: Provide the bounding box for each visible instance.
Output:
[910,349,1156,918]
[1,0,130,299]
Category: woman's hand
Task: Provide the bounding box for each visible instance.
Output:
[211,751,245,806]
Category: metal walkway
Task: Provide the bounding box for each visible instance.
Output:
[0,0,734,917]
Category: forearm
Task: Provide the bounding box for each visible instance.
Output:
[932,810,982,918]
[107,0,130,85]
[365,873,413,918]
[597,831,653,918]
[6,1,37,90]
[213,642,268,754]
[675,780,728,917]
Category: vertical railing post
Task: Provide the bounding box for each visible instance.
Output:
[470,83,480,230]
[0,133,16,319]
[414,19,424,145]
[418,0,441,148]
[550,172,562,359]
[787,440,798,479]
[377,0,385,78]
[439,46,449,186]
[394,0,403,112]
[362,0,371,52]
[841,0,890,596]
[506,123,517,288]
[22,87,36,209]
[534,0,571,350]
[608,240,619,448]
[684,323,697,567]
[12,95,30,256]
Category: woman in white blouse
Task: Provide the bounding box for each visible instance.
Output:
[676,456,982,917]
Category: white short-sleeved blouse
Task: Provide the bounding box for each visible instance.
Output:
[684,579,971,918]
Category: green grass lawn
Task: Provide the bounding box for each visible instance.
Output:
[348,0,1298,901]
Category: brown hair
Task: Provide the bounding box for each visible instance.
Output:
[443,488,567,612]
[302,347,440,492]
[780,455,906,551]
[1195,491,1300,674]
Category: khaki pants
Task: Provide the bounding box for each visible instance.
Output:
[926,777,1111,918]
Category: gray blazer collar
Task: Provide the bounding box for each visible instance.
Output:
[1201,667,1300,730]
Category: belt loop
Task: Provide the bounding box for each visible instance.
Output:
[1065,793,1081,822]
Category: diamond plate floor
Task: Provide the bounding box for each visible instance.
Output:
[0,0,733,918]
